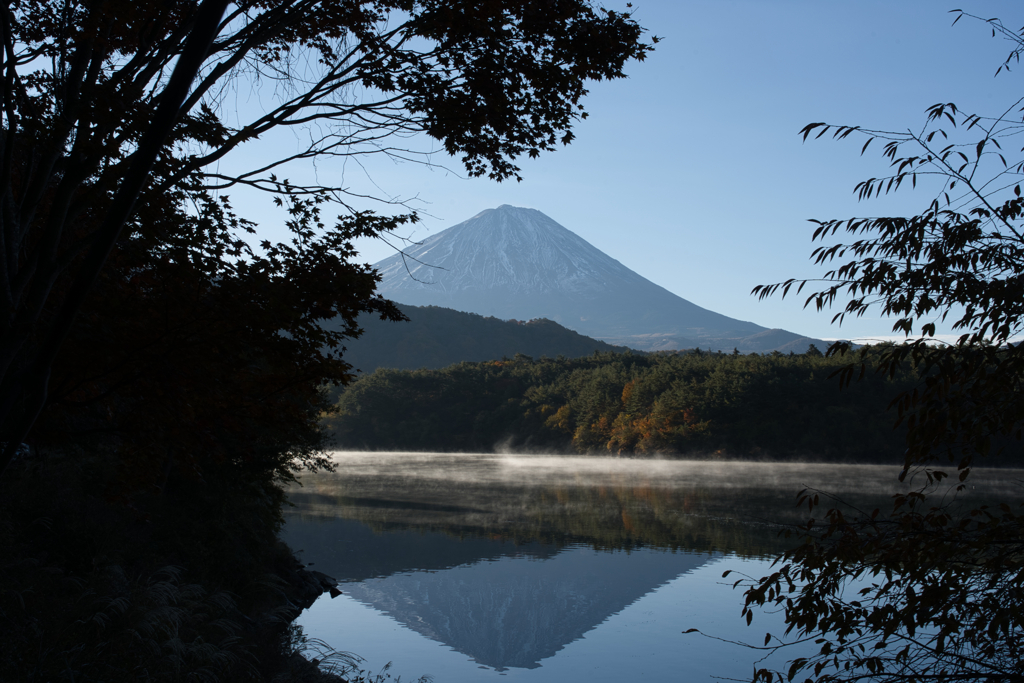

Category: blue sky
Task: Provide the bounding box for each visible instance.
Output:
[233,1,1024,343]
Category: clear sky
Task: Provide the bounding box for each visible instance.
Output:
[233,1,1024,343]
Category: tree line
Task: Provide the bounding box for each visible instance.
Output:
[328,346,922,462]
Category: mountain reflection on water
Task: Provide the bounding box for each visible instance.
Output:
[346,546,705,670]
[283,453,1024,680]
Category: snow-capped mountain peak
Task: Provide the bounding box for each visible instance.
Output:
[372,206,815,352]
[376,205,641,297]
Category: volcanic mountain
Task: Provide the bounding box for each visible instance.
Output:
[373,205,822,352]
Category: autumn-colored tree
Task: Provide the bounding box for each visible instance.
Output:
[329,350,910,458]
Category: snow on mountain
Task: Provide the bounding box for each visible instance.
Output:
[377,205,642,297]
[373,205,817,352]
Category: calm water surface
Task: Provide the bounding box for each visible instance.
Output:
[283,453,1024,682]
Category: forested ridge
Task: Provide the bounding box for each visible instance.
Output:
[336,304,629,376]
[327,347,922,462]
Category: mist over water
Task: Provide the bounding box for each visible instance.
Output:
[316,450,1022,505]
[322,449,895,486]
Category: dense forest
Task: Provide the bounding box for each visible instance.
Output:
[327,346,921,462]
[336,304,629,376]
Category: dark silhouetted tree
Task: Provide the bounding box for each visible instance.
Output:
[0,0,655,476]
[746,11,1024,683]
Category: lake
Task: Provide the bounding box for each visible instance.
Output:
[282,453,1024,682]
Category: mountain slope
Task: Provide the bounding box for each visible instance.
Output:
[374,206,820,352]
[338,304,628,375]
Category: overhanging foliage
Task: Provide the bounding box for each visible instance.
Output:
[746,11,1024,683]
